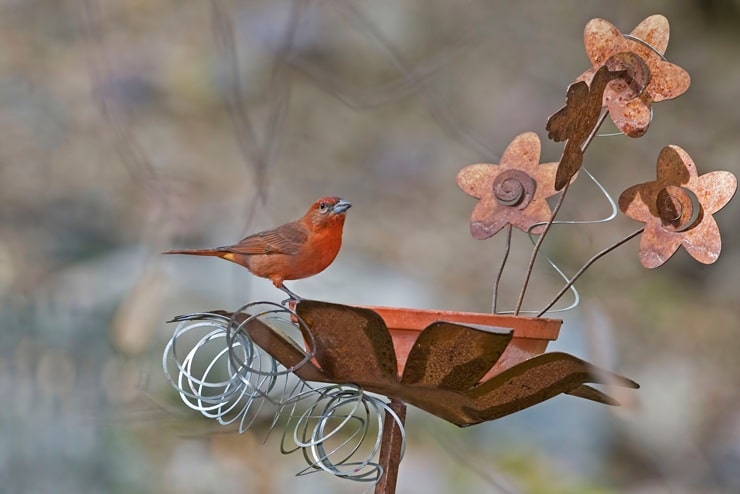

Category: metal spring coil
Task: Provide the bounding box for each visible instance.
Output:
[162,302,405,484]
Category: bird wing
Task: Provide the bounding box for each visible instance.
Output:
[223,221,308,256]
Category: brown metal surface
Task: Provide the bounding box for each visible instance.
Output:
[188,310,330,383]
[400,321,512,390]
[282,301,637,426]
[547,64,628,190]
[296,302,399,384]
[456,132,561,238]
[576,14,690,137]
[363,304,560,377]
[374,399,407,494]
[619,145,737,268]
[464,352,637,421]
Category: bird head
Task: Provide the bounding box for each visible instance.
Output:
[305,196,352,228]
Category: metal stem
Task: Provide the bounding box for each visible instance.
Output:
[514,182,570,315]
[515,109,610,315]
[492,223,513,313]
[537,227,644,316]
[374,399,407,494]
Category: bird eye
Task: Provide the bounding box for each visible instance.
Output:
[319,201,328,212]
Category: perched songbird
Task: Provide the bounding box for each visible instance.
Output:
[164,196,351,300]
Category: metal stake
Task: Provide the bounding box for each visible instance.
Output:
[374,399,407,494]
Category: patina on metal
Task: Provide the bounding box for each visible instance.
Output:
[202,301,638,427]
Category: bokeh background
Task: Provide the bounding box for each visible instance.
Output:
[2,1,740,492]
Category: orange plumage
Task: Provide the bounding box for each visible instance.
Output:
[164,196,351,299]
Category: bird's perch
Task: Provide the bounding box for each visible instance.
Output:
[375,399,407,494]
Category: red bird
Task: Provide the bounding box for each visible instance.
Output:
[165,196,351,300]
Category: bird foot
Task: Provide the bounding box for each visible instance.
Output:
[280,297,301,308]
[278,284,303,304]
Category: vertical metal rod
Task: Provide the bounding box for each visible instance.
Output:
[374,399,407,494]
[492,223,513,313]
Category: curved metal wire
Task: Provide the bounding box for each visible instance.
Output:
[161,303,406,484]
[285,384,405,482]
[500,167,618,316]
[622,33,669,61]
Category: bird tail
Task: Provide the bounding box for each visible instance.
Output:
[162,248,228,257]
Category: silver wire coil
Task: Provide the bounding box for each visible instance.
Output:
[162,302,405,484]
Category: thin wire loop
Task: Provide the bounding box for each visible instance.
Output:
[500,167,618,315]
[162,303,406,484]
[622,34,669,61]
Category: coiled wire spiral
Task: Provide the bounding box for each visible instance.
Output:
[162,301,405,484]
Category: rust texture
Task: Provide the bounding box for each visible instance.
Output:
[576,14,690,137]
[547,63,636,190]
[619,145,737,268]
[208,301,638,427]
[361,305,561,377]
[456,132,561,239]
[374,399,406,494]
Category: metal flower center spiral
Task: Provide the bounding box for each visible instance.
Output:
[656,185,701,232]
[492,169,537,209]
[604,52,650,102]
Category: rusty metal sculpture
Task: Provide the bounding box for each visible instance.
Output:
[547,55,649,190]
[163,13,736,494]
[164,301,637,491]
[576,14,690,137]
[456,132,561,238]
[619,145,737,268]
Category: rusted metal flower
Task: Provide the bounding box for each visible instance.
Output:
[577,15,690,137]
[619,145,737,268]
[547,60,647,190]
[457,132,560,238]
[197,301,638,427]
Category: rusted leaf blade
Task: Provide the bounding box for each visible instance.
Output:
[566,384,622,405]
[173,304,640,427]
[401,321,512,390]
[296,300,399,384]
[464,352,639,422]
[547,64,629,190]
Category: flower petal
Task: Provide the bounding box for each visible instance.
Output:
[639,220,682,268]
[499,132,542,171]
[457,163,498,199]
[695,171,738,214]
[681,214,722,264]
[583,18,622,66]
[510,199,553,235]
[629,15,670,55]
[295,301,400,383]
[534,162,560,197]
[649,61,691,102]
[656,145,697,185]
[619,181,660,222]
[401,322,512,389]
[469,195,509,239]
[608,96,652,137]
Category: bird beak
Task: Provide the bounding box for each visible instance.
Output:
[332,199,352,214]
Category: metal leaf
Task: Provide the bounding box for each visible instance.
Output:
[464,352,639,422]
[296,300,399,384]
[172,305,639,427]
[400,321,512,390]
[547,64,629,190]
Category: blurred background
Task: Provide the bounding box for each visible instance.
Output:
[2,1,739,492]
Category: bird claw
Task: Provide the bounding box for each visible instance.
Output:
[278,284,303,304]
[280,297,301,308]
